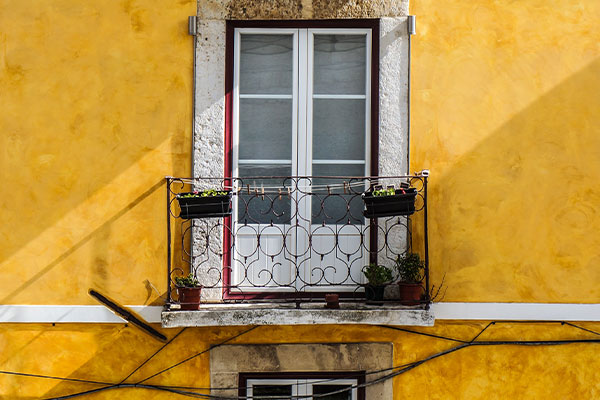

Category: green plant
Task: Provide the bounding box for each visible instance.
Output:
[179,189,228,198]
[372,187,396,197]
[174,273,201,288]
[395,253,424,283]
[363,263,393,286]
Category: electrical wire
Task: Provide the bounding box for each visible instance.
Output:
[135,325,259,384]
[9,321,600,399]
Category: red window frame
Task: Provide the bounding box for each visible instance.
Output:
[223,19,380,300]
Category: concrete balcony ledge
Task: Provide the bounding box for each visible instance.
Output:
[161,303,434,327]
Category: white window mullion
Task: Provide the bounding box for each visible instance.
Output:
[295,29,310,293]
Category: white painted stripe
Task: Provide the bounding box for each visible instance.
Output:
[432,302,600,321]
[0,305,163,323]
[1,303,600,323]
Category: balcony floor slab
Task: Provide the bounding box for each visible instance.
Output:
[161,303,434,327]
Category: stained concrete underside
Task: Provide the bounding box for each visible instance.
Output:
[162,303,434,327]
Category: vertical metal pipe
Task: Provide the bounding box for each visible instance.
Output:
[166,177,172,304]
[406,15,416,176]
[423,176,430,307]
[190,17,197,180]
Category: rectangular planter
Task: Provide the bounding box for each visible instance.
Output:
[362,188,417,218]
[176,191,232,219]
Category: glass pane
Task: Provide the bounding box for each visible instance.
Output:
[240,34,293,95]
[311,164,366,225]
[314,34,366,95]
[238,164,292,225]
[253,384,293,399]
[313,384,353,400]
[239,98,293,160]
[313,99,366,160]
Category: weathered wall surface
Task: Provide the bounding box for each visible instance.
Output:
[1,322,599,398]
[1,0,600,398]
[0,0,195,305]
[198,0,409,19]
[411,0,600,302]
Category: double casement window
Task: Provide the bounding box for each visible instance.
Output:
[227,23,377,294]
[246,378,359,400]
[233,27,372,191]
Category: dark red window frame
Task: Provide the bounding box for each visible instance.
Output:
[223,19,380,300]
[239,371,366,400]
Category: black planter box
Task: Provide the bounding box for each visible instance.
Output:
[365,284,386,302]
[362,188,417,218]
[176,191,232,219]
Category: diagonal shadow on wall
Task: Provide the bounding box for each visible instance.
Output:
[430,58,600,302]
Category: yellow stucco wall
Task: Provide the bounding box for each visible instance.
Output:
[1,322,599,398]
[410,0,600,302]
[0,0,195,305]
[1,0,600,398]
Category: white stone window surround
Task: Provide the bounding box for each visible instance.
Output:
[193,18,409,303]
[193,17,408,201]
[210,343,392,398]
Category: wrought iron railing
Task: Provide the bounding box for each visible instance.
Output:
[165,174,429,307]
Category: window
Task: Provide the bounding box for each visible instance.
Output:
[225,21,379,296]
[240,372,365,400]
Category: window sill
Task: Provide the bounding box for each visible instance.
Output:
[161,303,434,327]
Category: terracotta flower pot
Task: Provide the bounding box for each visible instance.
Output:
[176,286,202,310]
[398,282,423,305]
[325,293,340,309]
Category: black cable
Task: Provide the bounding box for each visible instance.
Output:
[135,325,259,384]
[377,324,469,343]
[42,384,118,400]
[119,327,187,384]
[11,321,600,400]
[470,321,494,342]
[0,369,112,386]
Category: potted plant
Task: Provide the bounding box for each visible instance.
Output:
[363,263,393,302]
[176,189,232,219]
[175,273,203,310]
[362,185,418,218]
[395,253,425,305]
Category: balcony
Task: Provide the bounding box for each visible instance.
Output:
[161,174,434,327]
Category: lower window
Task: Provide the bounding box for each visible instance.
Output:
[240,372,365,400]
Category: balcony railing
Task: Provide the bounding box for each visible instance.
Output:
[165,174,429,308]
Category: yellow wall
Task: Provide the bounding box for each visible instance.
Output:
[1,322,599,398]
[0,0,195,305]
[1,0,600,398]
[411,0,600,302]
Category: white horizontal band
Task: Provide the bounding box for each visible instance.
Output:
[1,303,600,324]
[0,305,163,323]
[431,302,600,321]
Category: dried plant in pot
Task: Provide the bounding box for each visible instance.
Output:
[174,273,203,310]
[363,263,393,302]
[395,253,425,305]
[176,189,232,219]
